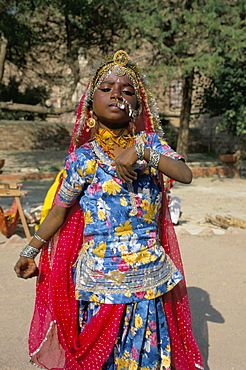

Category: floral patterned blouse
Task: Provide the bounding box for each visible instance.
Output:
[55,132,184,304]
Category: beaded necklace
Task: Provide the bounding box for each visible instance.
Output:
[95,127,134,159]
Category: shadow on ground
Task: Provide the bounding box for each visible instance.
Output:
[188,287,225,370]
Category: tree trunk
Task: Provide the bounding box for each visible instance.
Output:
[0,34,8,83]
[65,13,80,102]
[0,101,74,114]
[66,56,80,102]
[176,69,194,160]
[235,137,246,178]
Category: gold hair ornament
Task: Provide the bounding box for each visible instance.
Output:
[113,50,129,65]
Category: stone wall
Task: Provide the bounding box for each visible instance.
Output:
[0,120,74,151]
[0,118,241,154]
[190,115,241,154]
[166,114,241,154]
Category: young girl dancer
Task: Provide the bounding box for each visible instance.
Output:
[15,50,204,370]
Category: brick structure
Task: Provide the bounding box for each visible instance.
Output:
[0,120,74,151]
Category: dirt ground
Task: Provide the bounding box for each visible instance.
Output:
[0,152,246,370]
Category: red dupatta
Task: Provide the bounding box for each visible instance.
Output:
[159,177,204,370]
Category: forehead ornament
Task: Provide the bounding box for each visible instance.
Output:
[111,65,126,77]
[113,50,129,66]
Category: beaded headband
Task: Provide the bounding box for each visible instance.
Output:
[89,50,142,106]
[73,50,163,149]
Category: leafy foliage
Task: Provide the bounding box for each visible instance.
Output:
[0,0,127,100]
[0,0,42,67]
[119,0,246,156]
[198,0,246,143]
[202,59,246,139]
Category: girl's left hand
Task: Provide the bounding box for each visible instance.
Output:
[111,146,138,183]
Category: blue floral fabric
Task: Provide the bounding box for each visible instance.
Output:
[78,298,171,370]
[55,131,184,305]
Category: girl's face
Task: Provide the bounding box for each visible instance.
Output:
[92,72,138,130]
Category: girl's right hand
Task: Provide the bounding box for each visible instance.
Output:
[111,146,138,183]
[14,257,39,279]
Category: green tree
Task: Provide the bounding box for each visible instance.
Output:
[0,0,127,101]
[0,0,41,83]
[120,0,246,158]
[200,1,245,169]
[201,57,246,171]
[1,0,244,144]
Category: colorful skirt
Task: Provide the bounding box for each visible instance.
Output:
[78,297,171,370]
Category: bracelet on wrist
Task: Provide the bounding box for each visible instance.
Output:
[20,244,40,259]
[34,232,47,244]
[148,149,161,169]
[134,142,145,161]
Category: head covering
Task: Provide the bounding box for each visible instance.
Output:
[29,50,204,370]
[69,50,163,153]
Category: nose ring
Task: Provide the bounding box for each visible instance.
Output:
[116,97,126,110]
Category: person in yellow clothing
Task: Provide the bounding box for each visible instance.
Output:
[37,170,64,226]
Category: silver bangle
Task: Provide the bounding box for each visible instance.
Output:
[148,149,161,169]
[134,142,145,161]
[20,244,40,259]
[34,232,47,244]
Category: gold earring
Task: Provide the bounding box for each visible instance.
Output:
[86,111,96,131]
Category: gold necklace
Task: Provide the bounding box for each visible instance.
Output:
[95,127,134,159]
[91,137,138,216]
